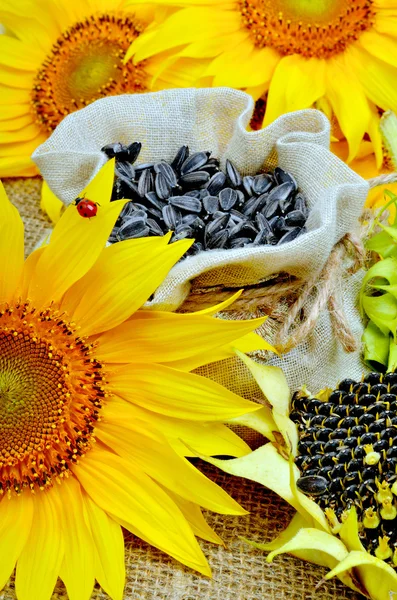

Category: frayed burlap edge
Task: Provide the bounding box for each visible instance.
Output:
[2,177,361,600]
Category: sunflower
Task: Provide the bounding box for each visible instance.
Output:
[126,0,397,164]
[0,159,274,600]
[0,0,208,178]
[205,353,397,599]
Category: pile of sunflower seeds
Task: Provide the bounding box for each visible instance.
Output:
[102,141,309,256]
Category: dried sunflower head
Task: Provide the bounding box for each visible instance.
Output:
[208,352,397,600]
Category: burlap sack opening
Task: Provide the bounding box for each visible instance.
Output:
[32,88,369,435]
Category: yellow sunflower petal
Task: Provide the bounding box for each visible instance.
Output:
[27,164,126,307]
[61,236,192,336]
[103,397,251,458]
[234,352,298,454]
[0,35,44,70]
[205,444,329,530]
[0,115,33,134]
[324,551,397,599]
[16,490,64,600]
[40,181,63,224]
[18,247,46,301]
[266,527,348,565]
[96,311,265,363]
[0,493,33,590]
[74,448,212,576]
[96,421,246,515]
[0,105,30,121]
[359,30,397,66]
[262,524,362,593]
[0,85,30,104]
[209,42,279,89]
[0,179,24,303]
[109,362,260,421]
[346,44,397,114]
[264,56,325,126]
[0,157,38,176]
[189,290,243,315]
[83,493,125,600]
[56,478,95,600]
[228,406,278,442]
[325,53,372,162]
[164,331,273,372]
[164,488,224,545]
[127,8,240,63]
[0,65,34,89]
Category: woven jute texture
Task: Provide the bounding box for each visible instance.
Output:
[1,177,361,600]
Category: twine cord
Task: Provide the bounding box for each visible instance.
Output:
[182,203,389,354]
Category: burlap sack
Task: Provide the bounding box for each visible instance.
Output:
[32,87,369,400]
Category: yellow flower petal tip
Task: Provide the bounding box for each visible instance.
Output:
[0,176,273,598]
[40,181,64,224]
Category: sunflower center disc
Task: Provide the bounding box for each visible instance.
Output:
[31,14,148,132]
[0,303,106,495]
[239,0,375,58]
[291,372,397,566]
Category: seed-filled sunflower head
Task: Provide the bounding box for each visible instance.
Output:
[205,352,397,600]
[126,0,397,165]
[0,160,275,600]
[0,0,208,177]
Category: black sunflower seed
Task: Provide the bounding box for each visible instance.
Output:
[206,229,229,249]
[263,199,279,219]
[145,192,166,211]
[206,172,226,195]
[225,159,242,187]
[154,161,178,188]
[278,227,303,244]
[229,237,252,248]
[180,151,209,175]
[169,196,202,213]
[155,172,171,200]
[118,219,148,239]
[147,218,164,236]
[126,142,142,163]
[242,175,254,196]
[252,174,273,195]
[162,205,180,230]
[274,166,297,191]
[137,169,153,197]
[219,188,238,211]
[101,142,124,158]
[171,145,189,172]
[180,171,210,186]
[115,161,135,181]
[267,181,295,203]
[203,195,219,214]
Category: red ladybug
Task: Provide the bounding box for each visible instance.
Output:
[74,196,99,218]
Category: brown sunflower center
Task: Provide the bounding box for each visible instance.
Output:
[31,14,148,132]
[0,302,106,496]
[239,0,375,58]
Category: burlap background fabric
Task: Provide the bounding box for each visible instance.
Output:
[1,177,361,600]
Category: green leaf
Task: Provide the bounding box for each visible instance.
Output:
[361,294,397,337]
[359,258,397,315]
[362,320,390,370]
[388,339,397,372]
[366,230,397,258]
